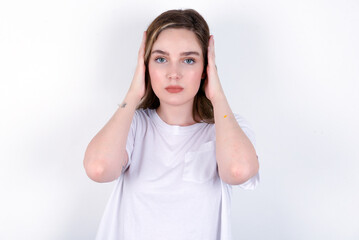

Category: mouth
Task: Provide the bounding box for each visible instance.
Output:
[165,86,183,93]
[166,86,183,93]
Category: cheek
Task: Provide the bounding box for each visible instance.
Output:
[148,62,162,81]
[188,66,204,83]
[148,63,163,94]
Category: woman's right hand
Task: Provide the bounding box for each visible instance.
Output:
[128,31,147,101]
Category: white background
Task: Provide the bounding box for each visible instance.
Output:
[1,0,358,239]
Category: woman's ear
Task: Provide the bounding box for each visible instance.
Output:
[201,72,207,80]
[200,72,207,91]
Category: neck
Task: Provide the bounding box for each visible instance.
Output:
[156,101,200,126]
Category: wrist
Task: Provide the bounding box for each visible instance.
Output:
[117,91,141,109]
[125,91,142,104]
[210,91,226,106]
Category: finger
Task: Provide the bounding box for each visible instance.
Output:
[138,31,147,59]
[142,31,147,47]
[208,35,216,68]
[211,35,215,57]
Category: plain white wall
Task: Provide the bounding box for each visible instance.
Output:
[1,0,358,239]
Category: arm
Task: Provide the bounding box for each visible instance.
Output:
[83,92,141,183]
[204,35,259,185]
[212,93,259,185]
[83,31,147,183]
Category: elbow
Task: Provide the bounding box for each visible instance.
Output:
[85,161,121,183]
[87,166,104,182]
[83,145,127,183]
[83,156,104,183]
[83,144,119,183]
[83,155,116,183]
[230,157,259,185]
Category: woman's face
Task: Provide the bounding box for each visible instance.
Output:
[148,28,204,107]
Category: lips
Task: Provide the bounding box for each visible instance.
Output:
[165,86,183,93]
[165,85,183,90]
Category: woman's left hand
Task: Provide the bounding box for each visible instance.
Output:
[203,35,225,102]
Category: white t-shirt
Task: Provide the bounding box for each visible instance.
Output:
[95,108,260,240]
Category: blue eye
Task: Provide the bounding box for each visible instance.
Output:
[155,57,166,63]
[184,59,195,64]
[154,57,195,64]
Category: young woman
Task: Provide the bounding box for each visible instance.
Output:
[84,9,260,240]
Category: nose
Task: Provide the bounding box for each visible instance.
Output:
[166,62,182,80]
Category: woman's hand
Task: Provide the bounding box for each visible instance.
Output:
[203,35,225,102]
[128,31,147,100]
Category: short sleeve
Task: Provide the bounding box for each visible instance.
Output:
[122,110,138,173]
[233,113,260,190]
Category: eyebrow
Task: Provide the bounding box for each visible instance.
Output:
[151,49,200,56]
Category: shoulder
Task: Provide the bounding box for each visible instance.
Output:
[134,108,152,120]
[131,108,156,129]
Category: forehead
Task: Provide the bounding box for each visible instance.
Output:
[152,28,202,55]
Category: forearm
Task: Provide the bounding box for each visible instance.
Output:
[83,91,140,182]
[212,92,259,184]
